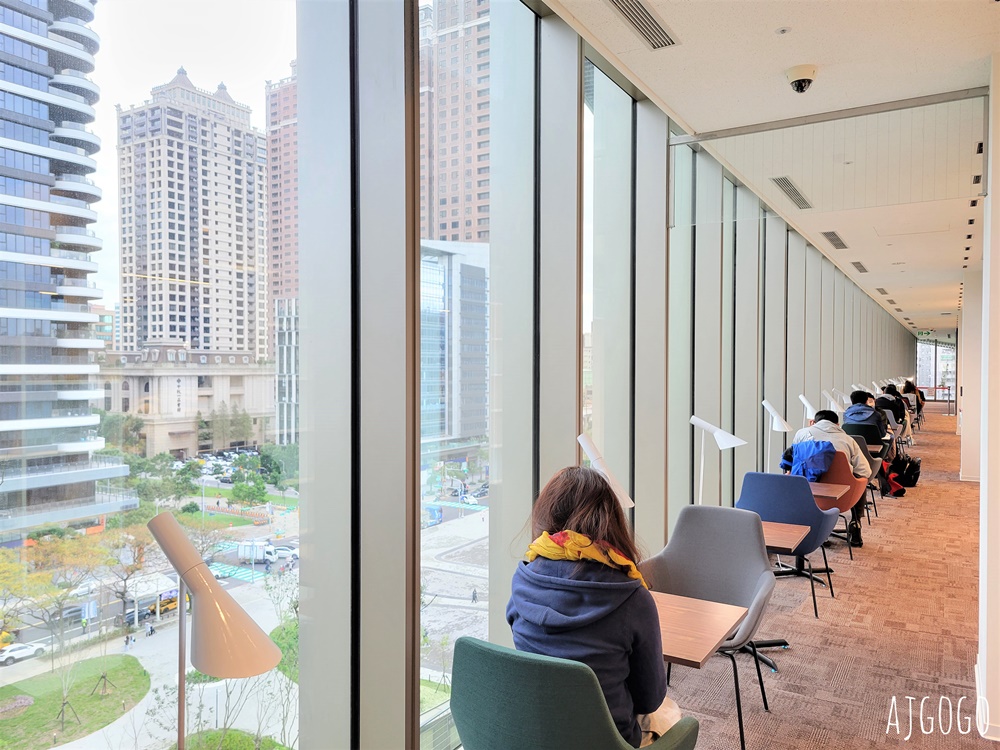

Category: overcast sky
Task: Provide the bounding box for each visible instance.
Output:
[88,0,297,305]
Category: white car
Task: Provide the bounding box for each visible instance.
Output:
[273,546,299,560]
[69,580,99,598]
[0,642,46,666]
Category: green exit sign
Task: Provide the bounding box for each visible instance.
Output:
[916,330,934,337]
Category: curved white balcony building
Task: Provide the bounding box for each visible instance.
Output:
[0,0,128,538]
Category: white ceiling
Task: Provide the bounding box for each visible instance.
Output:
[547,0,1000,333]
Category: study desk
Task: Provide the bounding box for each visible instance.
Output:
[761,521,810,555]
[867,444,884,455]
[650,591,748,669]
[807,482,850,504]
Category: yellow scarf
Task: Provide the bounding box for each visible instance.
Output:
[526,530,648,589]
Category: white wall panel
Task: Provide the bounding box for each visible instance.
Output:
[733,188,762,486]
[804,245,823,409]
[762,212,787,453]
[784,233,806,441]
[821,257,837,395]
[693,152,723,505]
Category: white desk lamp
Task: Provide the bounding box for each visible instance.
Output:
[798,394,817,428]
[821,389,844,415]
[689,416,746,505]
[761,400,793,473]
[577,433,634,509]
[832,388,851,407]
[148,512,282,750]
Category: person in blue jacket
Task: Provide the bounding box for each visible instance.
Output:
[507,466,680,748]
[843,390,888,438]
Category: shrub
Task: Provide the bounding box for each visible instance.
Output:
[180,501,201,514]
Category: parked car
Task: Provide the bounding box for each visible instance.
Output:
[273,546,299,560]
[50,605,84,626]
[69,579,99,598]
[124,607,153,626]
[0,642,46,666]
[219,475,234,484]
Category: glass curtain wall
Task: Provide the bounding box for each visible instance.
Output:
[417,0,496,745]
[581,60,633,486]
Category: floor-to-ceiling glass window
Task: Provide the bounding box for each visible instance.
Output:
[417,0,494,744]
[581,60,633,486]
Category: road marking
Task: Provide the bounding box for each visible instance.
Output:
[208,563,269,583]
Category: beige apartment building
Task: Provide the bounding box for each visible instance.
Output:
[417,0,491,243]
[117,69,268,359]
[98,346,274,459]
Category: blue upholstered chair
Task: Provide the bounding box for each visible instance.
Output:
[735,472,841,619]
[450,636,700,750]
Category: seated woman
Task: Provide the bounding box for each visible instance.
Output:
[506,466,680,748]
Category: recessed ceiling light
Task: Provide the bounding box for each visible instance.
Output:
[971,199,979,207]
[775,26,792,35]
[973,175,983,185]
[891,262,906,266]
[967,235,973,240]
[844,160,854,166]
[970,219,976,225]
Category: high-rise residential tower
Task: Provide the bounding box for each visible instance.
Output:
[266,63,299,444]
[0,0,131,537]
[417,0,491,243]
[117,70,268,358]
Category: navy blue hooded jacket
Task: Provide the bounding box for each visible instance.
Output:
[506,557,667,748]
[843,403,888,437]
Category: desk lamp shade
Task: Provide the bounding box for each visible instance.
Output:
[148,512,282,678]
[689,415,747,450]
[798,394,817,421]
[821,390,844,414]
[577,433,634,509]
[832,388,851,406]
[761,400,793,432]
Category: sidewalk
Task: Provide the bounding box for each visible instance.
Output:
[51,581,298,750]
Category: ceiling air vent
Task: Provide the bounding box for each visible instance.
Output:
[851,261,869,273]
[894,307,903,312]
[973,175,983,185]
[605,0,677,50]
[875,287,889,295]
[903,317,911,321]
[978,142,985,155]
[820,231,848,250]
[770,176,813,209]
[885,299,897,305]
[941,312,953,316]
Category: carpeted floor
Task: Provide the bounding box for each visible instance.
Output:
[672,403,992,749]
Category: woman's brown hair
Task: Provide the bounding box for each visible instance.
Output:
[532,466,641,563]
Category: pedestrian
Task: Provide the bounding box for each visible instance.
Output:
[471,588,478,604]
[80,617,87,633]
[123,635,129,652]
[145,621,153,637]
[130,635,136,646]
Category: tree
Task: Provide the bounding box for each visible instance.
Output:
[176,514,232,561]
[261,443,299,481]
[0,549,43,638]
[211,402,232,449]
[231,405,253,445]
[196,410,212,447]
[96,410,145,453]
[25,535,104,671]
[102,526,154,623]
[231,473,268,507]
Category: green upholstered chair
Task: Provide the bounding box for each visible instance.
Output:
[450,636,699,750]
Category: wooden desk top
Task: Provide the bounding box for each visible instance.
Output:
[650,591,748,669]
[761,521,810,554]
[808,482,851,502]
[867,444,884,454]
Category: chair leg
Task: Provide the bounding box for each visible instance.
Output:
[666,661,671,686]
[864,494,871,525]
[870,485,879,517]
[722,651,747,750]
[806,556,818,618]
[842,515,853,560]
[748,641,769,712]
[821,545,834,598]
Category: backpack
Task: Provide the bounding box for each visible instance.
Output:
[890,455,921,488]
[780,441,836,482]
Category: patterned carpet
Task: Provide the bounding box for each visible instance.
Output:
[671,404,992,749]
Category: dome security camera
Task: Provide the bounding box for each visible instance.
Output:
[785,64,817,93]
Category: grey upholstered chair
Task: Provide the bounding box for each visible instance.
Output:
[450,637,700,750]
[639,505,775,750]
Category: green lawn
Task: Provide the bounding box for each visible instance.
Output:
[173,729,290,750]
[269,621,298,683]
[203,488,299,509]
[419,679,451,714]
[0,655,149,749]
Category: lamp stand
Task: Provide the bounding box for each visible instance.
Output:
[177,577,187,750]
[698,430,706,505]
[766,429,772,473]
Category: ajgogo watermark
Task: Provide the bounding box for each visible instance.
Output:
[886,695,987,740]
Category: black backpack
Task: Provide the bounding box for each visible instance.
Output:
[891,455,921,487]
